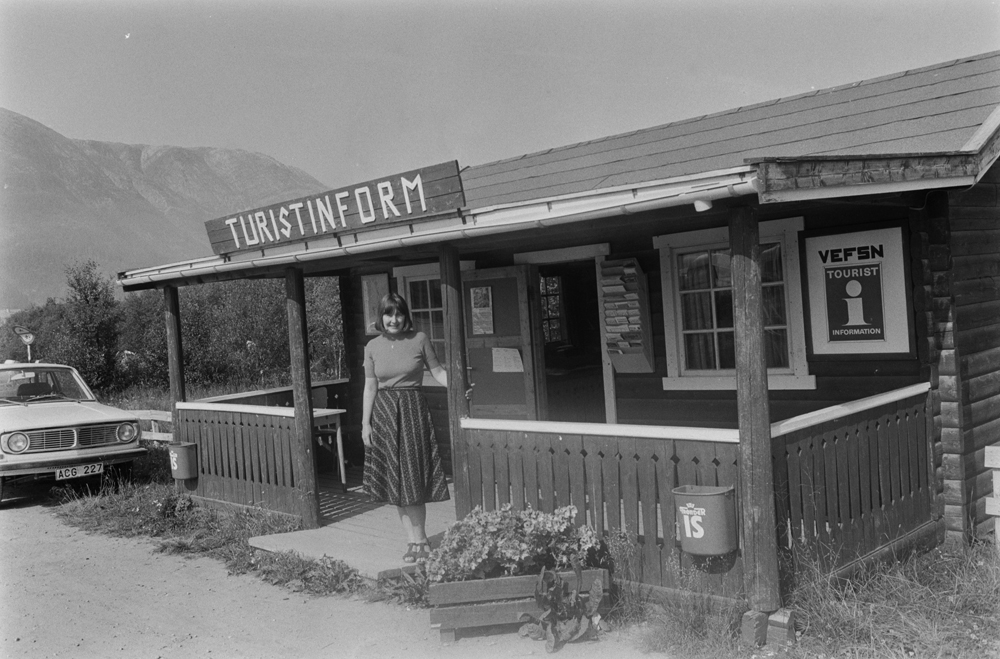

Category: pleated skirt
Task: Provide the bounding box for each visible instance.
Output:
[363,388,450,506]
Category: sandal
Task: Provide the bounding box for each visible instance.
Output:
[413,541,431,561]
[403,543,418,563]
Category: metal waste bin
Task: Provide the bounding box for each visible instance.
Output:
[672,484,738,556]
[168,442,198,480]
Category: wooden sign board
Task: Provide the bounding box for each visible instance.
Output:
[204,160,464,255]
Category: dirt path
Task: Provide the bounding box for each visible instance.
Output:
[0,495,653,659]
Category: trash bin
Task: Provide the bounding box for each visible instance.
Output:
[168,442,198,480]
[672,484,738,556]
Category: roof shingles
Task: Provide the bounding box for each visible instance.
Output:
[463,51,1000,209]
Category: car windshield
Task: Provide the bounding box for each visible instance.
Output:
[0,367,95,404]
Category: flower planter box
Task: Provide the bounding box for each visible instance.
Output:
[428,568,608,643]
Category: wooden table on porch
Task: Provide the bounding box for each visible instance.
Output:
[312,407,347,492]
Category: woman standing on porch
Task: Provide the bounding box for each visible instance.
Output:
[361,292,450,563]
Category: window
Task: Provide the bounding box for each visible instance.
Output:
[407,277,446,363]
[393,261,475,386]
[539,276,566,343]
[654,217,815,390]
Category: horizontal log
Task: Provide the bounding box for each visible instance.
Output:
[962,347,1000,380]
[966,395,1000,429]
[942,470,995,504]
[953,276,1000,305]
[949,182,998,208]
[949,230,1000,257]
[948,206,1000,222]
[955,322,1000,356]
[952,254,1000,281]
[956,300,1000,330]
[942,448,990,480]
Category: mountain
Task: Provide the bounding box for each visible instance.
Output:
[0,108,328,309]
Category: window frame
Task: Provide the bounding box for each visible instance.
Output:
[654,217,815,390]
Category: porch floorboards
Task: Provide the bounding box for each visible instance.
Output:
[248,470,457,580]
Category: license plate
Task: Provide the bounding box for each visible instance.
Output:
[56,463,104,480]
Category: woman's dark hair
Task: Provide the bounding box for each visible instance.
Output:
[375,292,415,333]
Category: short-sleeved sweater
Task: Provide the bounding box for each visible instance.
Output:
[363,331,441,389]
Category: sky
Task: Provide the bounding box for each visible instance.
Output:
[2,0,999,189]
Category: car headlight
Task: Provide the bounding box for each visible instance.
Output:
[116,423,139,442]
[7,432,28,453]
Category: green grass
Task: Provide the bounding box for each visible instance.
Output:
[627,539,1000,659]
[52,477,370,598]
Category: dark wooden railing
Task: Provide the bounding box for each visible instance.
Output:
[456,419,745,597]
[771,383,933,570]
[457,383,934,595]
[175,402,305,517]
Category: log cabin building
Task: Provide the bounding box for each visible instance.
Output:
[120,51,1000,611]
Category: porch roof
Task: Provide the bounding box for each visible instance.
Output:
[119,50,1000,290]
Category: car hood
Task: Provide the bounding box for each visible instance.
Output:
[0,401,138,432]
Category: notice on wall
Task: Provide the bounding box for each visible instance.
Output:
[803,224,912,357]
[471,286,494,335]
[492,347,524,373]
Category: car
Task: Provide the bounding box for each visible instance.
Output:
[0,361,146,503]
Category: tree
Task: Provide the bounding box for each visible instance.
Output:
[57,261,121,390]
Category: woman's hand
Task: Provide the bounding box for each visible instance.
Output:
[362,422,372,446]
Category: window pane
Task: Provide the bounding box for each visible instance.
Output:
[681,292,713,330]
[431,310,444,341]
[714,290,733,328]
[761,243,783,283]
[762,285,786,326]
[412,310,431,333]
[409,281,429,310]
[546,320,563,342]
[712,249,732,287]
[432,340,447,364]
[685,333,716,370]
[429,279,443,308]
[678,251,711,290]
[718,331,735,369]
[765,329,789,368]
[546,296,561,318]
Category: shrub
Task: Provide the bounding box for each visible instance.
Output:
[425,504,599,583]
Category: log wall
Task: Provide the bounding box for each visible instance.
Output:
[946,161,1000,538]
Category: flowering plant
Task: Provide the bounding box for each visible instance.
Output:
[425,504,600,583]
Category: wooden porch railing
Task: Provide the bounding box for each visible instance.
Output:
[771,382,933,570]
[457,382,934,595]
[175,402,304,517]
[456,419,744,596]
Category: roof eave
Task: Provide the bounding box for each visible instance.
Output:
[118,168,759,291]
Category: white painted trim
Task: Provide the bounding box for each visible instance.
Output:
[177,401,296,416]
[654,217,814,391]
[770,382,929,437]
[175,401,346,418]
[514,244,610,264]
[459,417,739,443]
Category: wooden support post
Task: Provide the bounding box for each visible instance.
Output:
[729,207,782,615]
[164,285,186,430]
[439,245,472,519]
[285,268,320,529]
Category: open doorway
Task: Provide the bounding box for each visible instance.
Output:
[538,261,605,423]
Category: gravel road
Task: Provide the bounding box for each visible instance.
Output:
[0,493,652,659]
